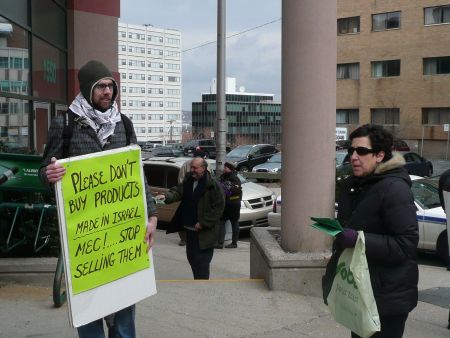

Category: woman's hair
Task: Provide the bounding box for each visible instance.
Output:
[349,124,393,162]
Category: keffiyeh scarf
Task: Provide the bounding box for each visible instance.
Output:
[69,93,121,147]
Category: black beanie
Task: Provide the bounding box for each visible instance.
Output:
[78,60,118,105]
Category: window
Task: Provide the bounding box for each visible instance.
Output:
[371,108,399,125]
[423,57,450,75]
[166,37,180,45]
[337,16,360,34]
[371,60,400,77]
[422,108,450,125]
[166,50,180,58]
[336,109,359,124]
[167,76,180,82]
[372,11,401,31]
[166,63,180,70]
[425,5,450,25]
[337,63,359,79]
[166,89,180,95]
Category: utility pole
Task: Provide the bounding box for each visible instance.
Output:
[216,0,226,176]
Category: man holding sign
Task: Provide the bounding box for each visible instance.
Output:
[40,60,158,338]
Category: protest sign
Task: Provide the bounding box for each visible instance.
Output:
[55,145,156,327]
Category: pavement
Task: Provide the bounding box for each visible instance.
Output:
[0,230,450,338]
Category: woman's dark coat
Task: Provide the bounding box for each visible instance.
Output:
[333,153,419,316]
[219,171,242,222]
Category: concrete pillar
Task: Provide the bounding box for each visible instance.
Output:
[281,0,336,252]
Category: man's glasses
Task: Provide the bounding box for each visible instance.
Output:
[347,147,376,156]
[95,83,114,91]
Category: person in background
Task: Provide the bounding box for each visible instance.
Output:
[156,157,224,279]
[438,169,450,270]
[327,124,418,338]
[193,146,206,158]
[215,162,242,249]
[39,60,158,338]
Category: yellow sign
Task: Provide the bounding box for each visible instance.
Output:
[61,148,149,294]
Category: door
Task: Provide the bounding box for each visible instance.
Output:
[33,101,51,154]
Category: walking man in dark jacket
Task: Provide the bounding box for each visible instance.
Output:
[40,60,158,338]
[216,162,242,249]
[329,124,418,338]
[156,157,224,279]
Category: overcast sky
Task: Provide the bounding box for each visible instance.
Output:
[120,0,281,110]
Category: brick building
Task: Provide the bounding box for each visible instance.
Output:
[337,1,450,158]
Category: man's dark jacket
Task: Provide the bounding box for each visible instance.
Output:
[165,171,225,250]
[335,153,419,316]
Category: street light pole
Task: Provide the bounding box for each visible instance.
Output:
[216,0,226,176]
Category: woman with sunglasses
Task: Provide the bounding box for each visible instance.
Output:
[325,124,419,338]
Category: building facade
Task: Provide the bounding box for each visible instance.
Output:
[337,0,450,158]
[0,0,120,155]
[192,79,281,146]
[118,22,182,144]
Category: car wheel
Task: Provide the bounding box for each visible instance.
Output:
[436,232,449,265]
[426,166,433,177]
[240,165,249,172]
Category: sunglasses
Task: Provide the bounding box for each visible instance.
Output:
[347,147,377,156]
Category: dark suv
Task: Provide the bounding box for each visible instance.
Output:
[225,144,279,172]
[183,139,230,159]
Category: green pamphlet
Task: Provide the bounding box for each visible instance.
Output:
[310,217,343,236]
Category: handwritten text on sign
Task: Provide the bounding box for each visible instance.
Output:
[61,149,148,294]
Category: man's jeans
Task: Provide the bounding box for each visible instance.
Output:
[77,305,135,338]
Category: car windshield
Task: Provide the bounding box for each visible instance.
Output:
[267,153,281,163]
[411,179,441,209]
[227,146,252,157]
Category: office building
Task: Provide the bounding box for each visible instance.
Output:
[338,1,450,157]
[192,78,281,146]
[118,22,182,144]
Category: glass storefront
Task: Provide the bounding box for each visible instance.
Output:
[0,1,67,154]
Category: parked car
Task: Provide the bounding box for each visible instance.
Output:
[336,139,410,152]
[268,195,282,227]
[269,175,449,265]
[393,139,410,151]
[142,146,183,158]
[142,157,275,230]
[183,139,230,159]
[401,152,433,177]
[336,150,433,178]
[225,144,279,172]
[252,152,282,173]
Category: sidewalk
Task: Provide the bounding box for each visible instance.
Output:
[0,230,449,338]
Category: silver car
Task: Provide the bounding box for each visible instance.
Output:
[252,152,282,173]
[142,157,275,229]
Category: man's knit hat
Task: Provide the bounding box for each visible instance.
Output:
[78,60,118,105]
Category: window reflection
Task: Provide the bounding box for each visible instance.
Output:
[0,97,30,153]
[0,16,30,96]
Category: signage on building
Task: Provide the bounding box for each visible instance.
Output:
[43,59,57,84]
[336,127,347,141]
